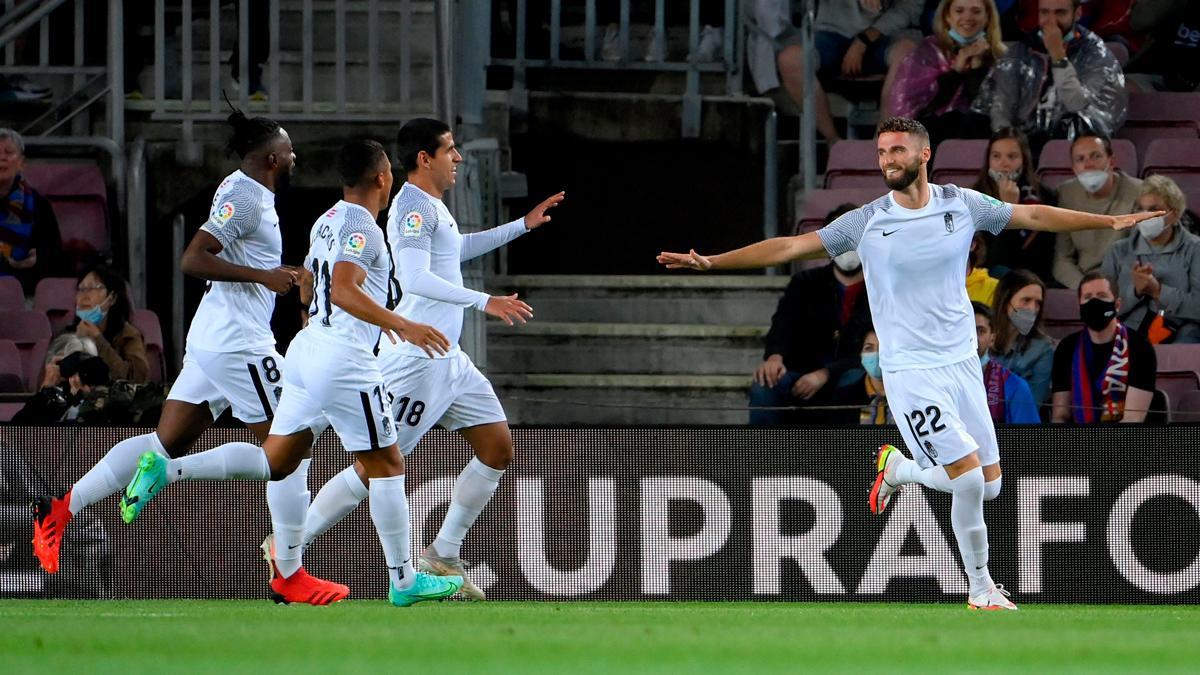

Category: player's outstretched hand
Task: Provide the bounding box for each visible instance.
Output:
[261,265,299,294]
[387,318,451,357]
[485,294,534,326]
[657,249,712,271]
[1112,211,1167,230]
[524,191,566,230]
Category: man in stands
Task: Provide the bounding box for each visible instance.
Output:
[1051,271,1157,423]
[1053,133,1142,289]
[978,0,1126,148]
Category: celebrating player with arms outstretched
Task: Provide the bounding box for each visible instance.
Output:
[659,117,1164,611]
[122,140,461,607]
[298,118,565,600]
[32,111,318,577]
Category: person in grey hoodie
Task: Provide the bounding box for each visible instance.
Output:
[1102,175,1200,344]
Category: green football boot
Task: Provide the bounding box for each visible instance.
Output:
[120,451,169,523]
[388,571,464,607]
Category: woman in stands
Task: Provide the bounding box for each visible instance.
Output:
[0,128,65,294]
[990,268,1056,410]
[972,127,1056,281]
[67,263,149,383]
[1101,175,1200,344]
[889,0,1004,147]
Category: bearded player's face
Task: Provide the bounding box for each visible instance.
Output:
[877,131,926,191]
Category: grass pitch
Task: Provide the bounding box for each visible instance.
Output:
[2,600,1197,674]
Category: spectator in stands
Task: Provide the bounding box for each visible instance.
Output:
[772,0,921,142]
[1101,175,1200,343]
[973,127,1057,280]
[0,128,65,295]
[1126,0,1200,92]
[13,351,111,425]
[1053,133,1141,288]
[1051,271,1157,423]
[749,204,872,425]
[890,0,1003,147]
[66,265,148,384]
[991,268,1056,406]
[967,232,999,304]
[38,333,98,390]
[976,0,1127,147]
[832,327,894,424]
[974,301,1041,422]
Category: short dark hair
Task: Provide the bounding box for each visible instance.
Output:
[1071,132,1113,158]
[876,117,930,146]
[396,117,451,173]
[337,139,387,188]
[972,301,993,323]
[1078,270,1117,298]
[224,110,282,158]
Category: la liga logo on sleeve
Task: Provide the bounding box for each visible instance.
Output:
[402,211,423,237]
[213,202,236,225]
[343,232,367,256]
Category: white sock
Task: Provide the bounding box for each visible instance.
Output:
[369,474,415,590]
[893,456,954,493]
[69,433,168,515]
[431,457,504,559]
[948,467,993,596]
[266,458,311,579]
[984,476,1002,501]
[304,464,368,545]
[166,442,270,482]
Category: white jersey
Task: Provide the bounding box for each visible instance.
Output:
[383,182,526,359]
[301,200,390,348]
[187,170,282,353]
[818,184,1012,372]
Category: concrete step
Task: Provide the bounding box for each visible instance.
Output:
[487,275,788,325]
[488,322,765,375]
[491,373,750,425]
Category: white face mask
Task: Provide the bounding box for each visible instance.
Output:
[989,168,1022,183]
[1076,169,1110,194]
[1137,216,1167,240]
[833,251,861,273]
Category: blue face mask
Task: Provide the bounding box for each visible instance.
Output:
[861,352,882,380]
[949,28,985,45]
[76,305,105,325]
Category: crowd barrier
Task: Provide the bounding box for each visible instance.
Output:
[2,425,1198,603]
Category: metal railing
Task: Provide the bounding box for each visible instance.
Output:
[491,0,744,138]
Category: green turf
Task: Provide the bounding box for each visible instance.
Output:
[2,600,1198,674]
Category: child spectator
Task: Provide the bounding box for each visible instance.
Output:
[833,327,894,425]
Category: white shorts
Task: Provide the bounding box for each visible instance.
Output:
[884,356,1000,469]
[379,349,507,455]
[168,346,287,424]
[270,332,396,452]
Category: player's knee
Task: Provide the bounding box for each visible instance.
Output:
[481,439,513,470]
[951,466,986,498]
[984,476,1002,501]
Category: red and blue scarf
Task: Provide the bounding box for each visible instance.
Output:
[983,358,1010,424]
[1071,322,1131,423]
[1,175,36,266]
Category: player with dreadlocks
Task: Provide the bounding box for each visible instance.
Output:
[32,110,348,604]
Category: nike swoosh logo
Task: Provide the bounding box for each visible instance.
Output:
[882,229,901,237]
[288,544,301,550]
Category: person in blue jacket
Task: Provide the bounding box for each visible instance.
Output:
[974,301,1041,423]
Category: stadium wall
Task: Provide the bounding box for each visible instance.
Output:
[3,426,1199,603]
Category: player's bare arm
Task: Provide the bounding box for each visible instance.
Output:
[329,261,450,356]
[657,230,829,271]
[181,229,297,293]
[1009,204,1167,233]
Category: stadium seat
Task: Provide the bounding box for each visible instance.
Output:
[1116,126,1197,174]
[0,276,25,310]
[0,340,25,393]
[1148,389,1170,424]
[824,140,882,189]
[1124,92,1200,132]
[132,309,166,383]
[1155,372,1199,418]
[21,162,111,273]
[1038,138,1138,190]
[0,401,23,422]
[1154,344,1200,381]
[0,309,52,391]
[1040,288,1082,339]
[795,188,887,233]
[35,277,81,334]
[1105,41,1129,68]
[1176,390,1200,423]
[931,139,988,186]
[20,162,108,201]
[1141,138,1200,179]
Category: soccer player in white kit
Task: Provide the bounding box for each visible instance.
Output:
[297,118,565,600]
[658,117,1164,610]
[31,111,317,578]
[122,140,463,607]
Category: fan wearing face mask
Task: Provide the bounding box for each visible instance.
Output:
[831,328,895,425]
[1101,175,1200,344]
[973,302,1040,423]
[1051,271,1157,423]
[749,204,873,426]
[990,269,1056,406]
[66,264,149,384]
[1053,133,1142,289]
